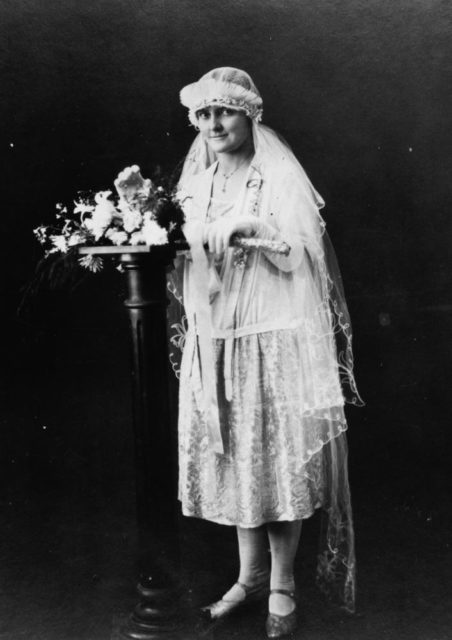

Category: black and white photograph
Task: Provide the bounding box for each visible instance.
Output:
[1,1,451,639]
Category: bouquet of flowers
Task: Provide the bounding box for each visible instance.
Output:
[34,166,185,272]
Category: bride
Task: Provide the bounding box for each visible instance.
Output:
[172,67,362,638]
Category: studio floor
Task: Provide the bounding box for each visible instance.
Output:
[1,480,451,640]
[1,300,451,639]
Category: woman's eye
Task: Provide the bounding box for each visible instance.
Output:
[196,110,210,120]
[222,108,235,116]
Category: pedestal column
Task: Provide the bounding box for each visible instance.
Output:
[121,248,174,527]
[120,247,180,640]
[79,245,182,640]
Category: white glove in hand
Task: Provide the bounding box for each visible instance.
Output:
[203,216,276,255]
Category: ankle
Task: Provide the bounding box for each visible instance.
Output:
[238,568,270,587]
[270,576,295,593]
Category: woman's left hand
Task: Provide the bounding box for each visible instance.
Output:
[203,216,261,255]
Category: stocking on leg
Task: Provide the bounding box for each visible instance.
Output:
[237,524,270,586]
[217,525,269,604]
[267,520,302,615]
[201,525,270,618]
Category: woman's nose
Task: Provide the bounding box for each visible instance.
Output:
[211,115,223,131]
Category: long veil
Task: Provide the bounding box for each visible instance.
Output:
[167,120,363,613]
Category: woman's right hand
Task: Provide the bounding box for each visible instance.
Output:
[203,216,277,255]
[203,218,247,255]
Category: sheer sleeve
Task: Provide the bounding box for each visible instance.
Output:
[260,168,323,272]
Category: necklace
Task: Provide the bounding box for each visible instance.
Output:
[219,156,251,193]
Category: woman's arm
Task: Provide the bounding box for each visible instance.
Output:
[262,168,323,272]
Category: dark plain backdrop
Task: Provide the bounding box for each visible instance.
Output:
[1,0,451,536]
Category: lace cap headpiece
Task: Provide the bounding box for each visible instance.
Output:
[180,67,264,127]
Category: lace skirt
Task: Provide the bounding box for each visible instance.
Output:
[178,328,346,528]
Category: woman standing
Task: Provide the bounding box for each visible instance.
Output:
[173,67,362,638]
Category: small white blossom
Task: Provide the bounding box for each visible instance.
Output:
[130,231,145,245]
[123,209,143,233]
[78,255,104,272]
[33,226,48,244]
[50,235,68,253]
[93,190,112,204]
[142,217,168,246]
[73,200,95,215]
[116,198,130,215]
[67,232,84,247]
[105,229,128,245]
[83,191,116,240]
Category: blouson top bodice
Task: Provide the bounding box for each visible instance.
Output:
[180,160,323,341]
[177,156,351,453]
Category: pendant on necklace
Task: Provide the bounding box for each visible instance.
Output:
[221,171,234,193]
[220,155,251,194]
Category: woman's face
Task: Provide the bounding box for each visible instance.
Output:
[196,106,252,155]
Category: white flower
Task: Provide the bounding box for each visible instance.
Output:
[56,203,68,215]
[67,232,84,247]
[105,229,128,245]
[73,200,95,215]
[122,209,143,233]
[130,231,145,245]
[116,198,131,215]
[114,165,153,203]
[142,217,168,246]
[50,235,68,253]
[79,255,104,272]
[83,191,116,240]
[93,190,112,205]
[33,226,48,244]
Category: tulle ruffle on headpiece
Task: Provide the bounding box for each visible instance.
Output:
[180,67,264,127]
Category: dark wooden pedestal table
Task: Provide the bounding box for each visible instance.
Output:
[79,245,182,640]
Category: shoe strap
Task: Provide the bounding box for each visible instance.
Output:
[235,581,250,595]
[237,580,267,595]
[269,588,296,599]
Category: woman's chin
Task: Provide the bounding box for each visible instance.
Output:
[207,139,230,153]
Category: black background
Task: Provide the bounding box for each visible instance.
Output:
[1,0,452,584]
